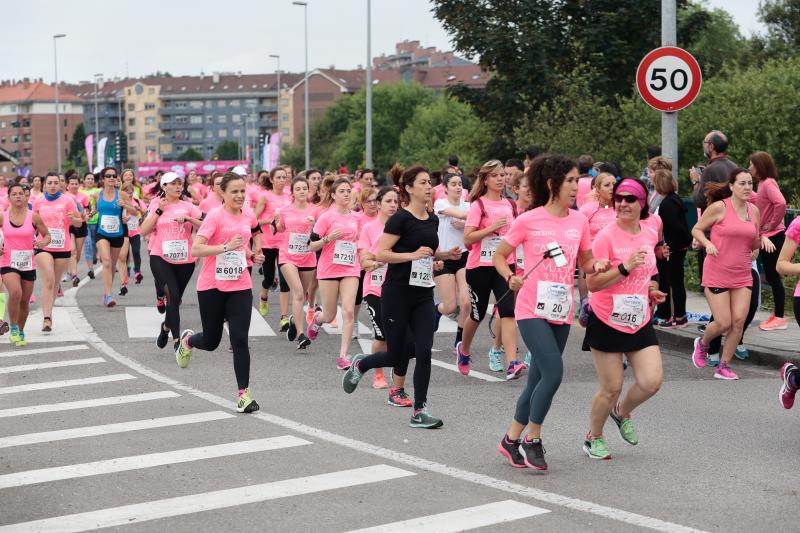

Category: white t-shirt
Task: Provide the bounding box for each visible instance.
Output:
[433,198,469,252]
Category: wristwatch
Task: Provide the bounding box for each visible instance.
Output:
[155,208,164,216]
[618,263,630,276]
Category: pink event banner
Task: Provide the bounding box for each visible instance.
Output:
[136,160,247,177]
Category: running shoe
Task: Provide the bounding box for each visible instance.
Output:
[519,437,547,470]
[56,284,64,298]
[175,329,194,368]
[71,274,80,287]
[488,347,504,372]
[0,321,7,336]
[330,315,338,328]
[279,315,290,332]
[780,362,798,409]
[609,404,639,445]
[259,298,269,317]
[372,369,388,389]
[707,352,720,367]
[409,403,443,429]
[87,269,95,279]
[692,337,708,369]
[662,315,688,328]
[286,316,298,342]
[305,307,315,326]
[433,302,442,332]
[157,322,170,349]
[759,315,788,331]
[134,272,143,284]
[714,361,739,380]
[506,360,526,381]
[652,317,670,327]
[734,344,749,360]
[29,294,36,304]
[236,388,260,413]
[497,435,526,468]
[578,297,591,328]
[524,351,532,367]
[388,387,413,407]
[9,325,21,344]
[118,284,128,296]
[103,295,116,308]
[307,311,322,341]
[42,317,52,333]
[156,296,167,314]
[455,341,471,376]
[583,434,612,460]
[342,354,366,393]
[296,333,311,350]
[15,331,26,347]
[337,356,351,370]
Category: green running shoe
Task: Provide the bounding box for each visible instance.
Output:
[237,388,260,413]
[15,331,26,347]
[175,329,194,368]
[609,405,639,445]
[583,434,611,460]
[342,354,366,394]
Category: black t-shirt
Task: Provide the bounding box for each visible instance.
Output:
[383,208,439,287]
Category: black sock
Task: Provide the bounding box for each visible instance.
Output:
[455,327,463,346]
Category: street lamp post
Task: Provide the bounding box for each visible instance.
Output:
[53,34,66,173]
[293,1,310,169]
[93,73,103,169]
[365,0,372,168]
[269,53,281,152]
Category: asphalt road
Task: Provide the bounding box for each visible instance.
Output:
[1,262,797,532]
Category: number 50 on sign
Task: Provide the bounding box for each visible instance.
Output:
[636,46,702,112]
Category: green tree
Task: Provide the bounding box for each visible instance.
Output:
[215,140,240,161]
[679,4,747,78]
[67,123,87,167]
[759,0,800,50]
[177,148,203,161]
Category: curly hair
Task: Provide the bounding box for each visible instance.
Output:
[528,154,576,208]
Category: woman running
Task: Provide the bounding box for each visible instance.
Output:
[117,183,145,295]
[199,172,224,214]
[29,176,43,203]
[1,182,50,346]
[140,172,203,350]
[777,216,800,409]
[493,155,606,471]
[274,176,317,349]
[65,173,90,287]
[176,171,264,413]
[255,167,292,329]
[582,177,666,460]
[691,168,761,380]
[80,171,100,277]
[305,172,333,326]
[307,177,362,369]
[432,171,470,349]
[342,165,462,428]
[455,160,523,380]
[32,173,81,331]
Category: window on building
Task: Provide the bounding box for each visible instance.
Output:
[206,100,213,108]
[174,116,189,123]
[22,119,30,128]
[175,101,188,108]
[190,131,202,140]
[281,114,288,121]
[244,98,258,108]
[11,135,19,143]
[63,119,68,128]
[129,132,136,140]
[23,134,31,142]
[128,104,135,111]
[129,146,136,154]
[128,118,135,126]
[205,130,214,138]
[281,98,289,106]
[281,128,289,135]
[190,116,202,124]
[189,101,203,109]
[246,128,257,137]
[0,122,4,128]
[0,137,5,144]
[145,103,156,110]
[148,88,155,95]
[218,100,226,108]
[218,115,227,124]
[232,128,241,137]
[229,99,240,108]
[207,145,214,152]
[218,129,228,138]
[230,114,240,123]
[23,148,32,157]
[127,89,132,96]
[145,132,156,140]
[145,117,156,125]
[146,145,156,152]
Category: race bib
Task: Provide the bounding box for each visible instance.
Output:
[100,215,120,234]
[609,294,648,329]
[516,245,525,271]
[10,250,33,271]
[215,251,246,281]
[369,264,387,286]
[48,228,65,249]
[288,233,310,255]
[127,215,139,231]
[479,236,502,264]
[332,240,357,266]
[409,256,435,288]
[162,239,189,262]
[533,281,572,321]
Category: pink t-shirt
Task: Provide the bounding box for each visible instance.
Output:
[358,217,386,298]
[245,184,261,210]
[277,203,317,268]
[199,194,222,214]
[756,178,786,237]
[314,208,361,279]
[465,197,516,269]
[195,206,259,292]
[32,194,78,253]
[643,213,663,276]
[590,222,658,333]
[258,190,292,249]
[702,200,757,290]
[67,191,90,215]
[0,209,36,270]
[579,201,616,241]
[146,199,202,264]
[785,218,800,296]
[504,207,590,322]
[576,177,593,208]
[126,198,146,237]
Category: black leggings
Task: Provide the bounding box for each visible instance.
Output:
[655,248,687,319]
[129,234,142,274]
[709,267,759,353]
[358,285,433,410]
[150,256,195,338]
[466,266,515,321]
[761,231,785,317]
[189,289,252,390]
[261,248,289,292]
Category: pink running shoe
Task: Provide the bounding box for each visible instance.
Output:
[692,337,708,369]
[455,341,471,376]
[714,362,738,380]
[505,360,526,381]
[337,356,351,370]
[307,311,322,341]
[780,362,798,409]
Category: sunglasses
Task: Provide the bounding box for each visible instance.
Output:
[104,174,118,178]
[614,194,639,204]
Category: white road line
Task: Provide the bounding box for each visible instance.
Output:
[67,295,708,533]
[347,500,550,532]
[0,465,414,533]
[0,307,84,344]
[124,306,169,339]
[0,391,180,419]
[0,374,136,396]
[0,357,105,375]
[431,358,504,382]
[0,344,90,358]
[0,411,233,449]
[0,436,312,489]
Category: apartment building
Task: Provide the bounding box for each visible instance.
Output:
[70,78,126,165]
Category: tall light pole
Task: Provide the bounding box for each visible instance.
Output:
[93,73,103,149]
[269,53,281,145]
[53,34,66,173]
[365,0,373,168]
[293,1,310,169]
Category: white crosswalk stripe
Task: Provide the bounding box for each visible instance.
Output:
[0,307,84,344]
[125,305,276,337]
[0,357,105,374]
[0,344,90,358]
[0,391,180,419]
[0,373,136,395]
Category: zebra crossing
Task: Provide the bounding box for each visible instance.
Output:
[0,341,551,531]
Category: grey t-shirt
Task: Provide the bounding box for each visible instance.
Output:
[693,156,738,212]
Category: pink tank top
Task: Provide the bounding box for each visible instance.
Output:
[0,209,36,271]
[702,199,756,289]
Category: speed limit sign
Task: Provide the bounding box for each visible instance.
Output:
[636,46,702,112]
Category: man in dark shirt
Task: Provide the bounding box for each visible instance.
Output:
[692,130,738,212]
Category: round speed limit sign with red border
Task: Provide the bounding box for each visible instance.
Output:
[636,46,702,112]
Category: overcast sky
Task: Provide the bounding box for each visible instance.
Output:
[1,0,763,84]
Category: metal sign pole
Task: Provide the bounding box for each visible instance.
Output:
[662,0,678,178]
